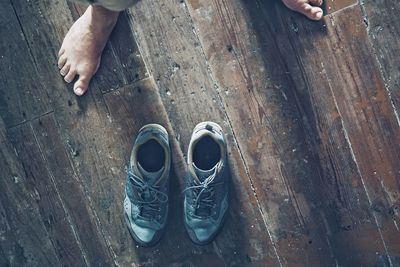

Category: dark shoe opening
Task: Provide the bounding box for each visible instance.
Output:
[193,135,221,170]
[138,139,165,172]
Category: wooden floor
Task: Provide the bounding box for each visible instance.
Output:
[1,0,400,266]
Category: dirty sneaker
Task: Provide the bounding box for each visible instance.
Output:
[124,124,171,246]
[183,121,230,245]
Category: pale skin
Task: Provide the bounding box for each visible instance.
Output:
[58,0,323,96]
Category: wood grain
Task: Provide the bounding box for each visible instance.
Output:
[128,0,281,265]
[272,2,400,264]
[8,123,87,266]
[362,0,400,119]
[324,0,358,14]
[0,1,52,128]
[0,118,60,266]
[1,0,400,265]
[186,0,400,265]
[187,0,338,265]
[31,114,115,266]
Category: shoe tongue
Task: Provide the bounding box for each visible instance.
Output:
[193,163,217,182]
[138,163,164,185]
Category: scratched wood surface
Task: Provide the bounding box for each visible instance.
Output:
[1,0,400,266]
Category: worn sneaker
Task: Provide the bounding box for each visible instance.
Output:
[183,121,230,245]
[123,124,171,247]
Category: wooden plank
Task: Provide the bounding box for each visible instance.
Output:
[31,114,114,266]
[104,77,283,266]
[127,0,286,265]
[0,118,60,266]
[324,0,358,15]
[103,78,216,265]
[185,0,400,265]
[362,0,400,120]
[8,0,149,265]
[6,1,122,265]
[11,2,209,265]
[0,247,7,267]
[7,122,87,266]
[269,2,400,264]
[0,1,52,128]
[105,11,149,87]
[184,0,352,266]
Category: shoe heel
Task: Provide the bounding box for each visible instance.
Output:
[139,123,168,136]
[193,121,224,135]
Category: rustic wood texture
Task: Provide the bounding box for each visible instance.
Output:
[324,0,358,14]
[185,0,338,265]
[128,1,281,265]
[0,118,60,266]
[362,0,400,119]
[0,1,52,128]
[232,2,400,265]
[1,0,400,266]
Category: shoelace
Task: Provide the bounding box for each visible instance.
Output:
[128,171,168,220]
[183,164,224,217]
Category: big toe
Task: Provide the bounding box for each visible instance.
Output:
[73,75,90,96]
[297,4,323,20]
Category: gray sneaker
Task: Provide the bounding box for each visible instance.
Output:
[183,121,230,245]
[123,124,171,247]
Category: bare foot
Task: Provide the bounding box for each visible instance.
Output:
[282,0,324,20]
[58,5,119,96]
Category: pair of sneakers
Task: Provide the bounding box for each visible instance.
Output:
[123,122,230,246]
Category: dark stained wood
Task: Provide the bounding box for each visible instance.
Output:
[185,0,343,266]
[0,118,60,266]
[8,0,128,265]
[324,0,358,14]
[128,0,282,265]
[1,0,400,265]
[108,11,149,87]
[270,2,400,265]
[362,0,400,118]
[103,78,218,266]
[186,0,400,265]
[9,1,133,263]
[8,123,87,266]
[30,114,115,266]
[0,1,52,128]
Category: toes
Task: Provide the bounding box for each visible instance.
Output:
[299,3,323,20]
[309,0,323,7]
[64,69,77,83]
[58,55,67,69]
[58,48,65,57]
[73,76,90,96]
[60,64,70,76]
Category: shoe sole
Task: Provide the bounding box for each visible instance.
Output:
[123,211,166,247]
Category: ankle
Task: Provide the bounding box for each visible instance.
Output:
[87,5,120,29]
